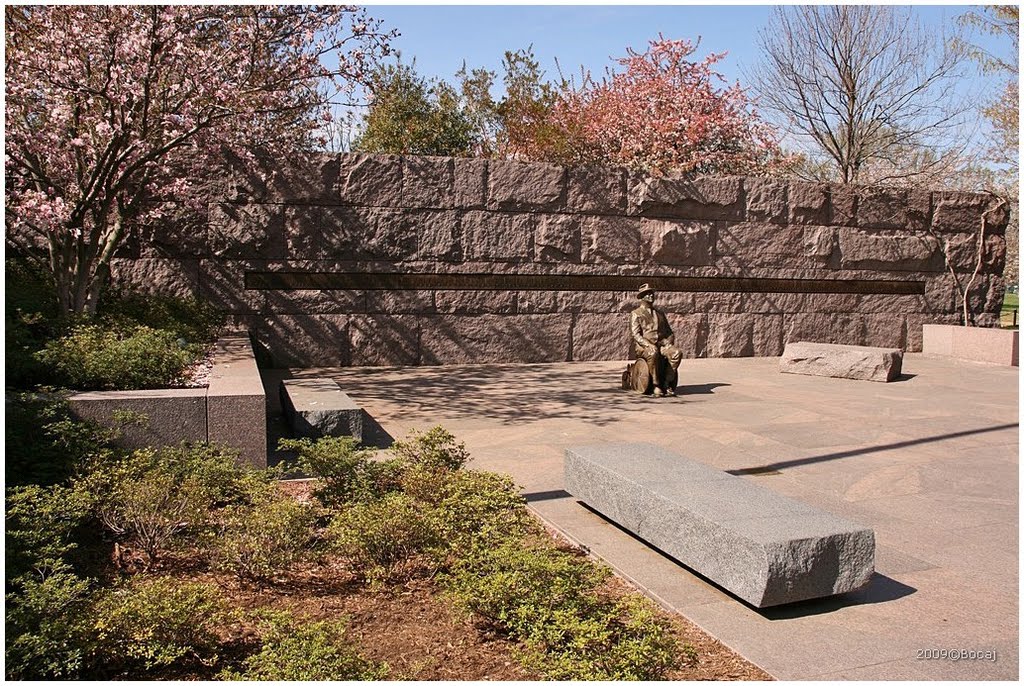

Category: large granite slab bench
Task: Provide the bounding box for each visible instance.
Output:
[280,378,363,442]
[780,341,903,382]
[564,443,875,607]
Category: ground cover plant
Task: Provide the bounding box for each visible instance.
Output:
[5,260,223,391]
[4,400,769,680]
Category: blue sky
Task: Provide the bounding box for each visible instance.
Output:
[360,4,1009,97]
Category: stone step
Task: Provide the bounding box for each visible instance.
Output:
[564,442,875,607]
[280,378,363,442]
[780,341,903,382]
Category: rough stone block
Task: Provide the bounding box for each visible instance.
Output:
[198,260,265,313]
[707,314,784,358]
[280,379,363,442]
[784,313,866,347]
[349,315,420,366]
[264,289,365,315]
[582,215,642,263]
[69,389,207,452]
[780,341,904,382]
[366,290,436,314]
[564,443,875,607]
[463,210,534,261]
[932,191,1009,234]
[284,205,324,259]
[335,154,403,207]
[923,324,1019,366]
[488,160,565,211]
[641,219,713,265]
[420,314,571,364]
[717,222,803,264]
[454,158,488,209]
[402,156,454,208]
[110,258,200,300]
[132,202,208,258]
[789,182,829,225]
[409,210,462,261]
[802,226,839,265]
[856,187,929,230]
[838,229,942,271]
[828,184,857,226]
[536,214,582,262]
[567,166,627,214]
[207,333,267,467]
[571,313,631,361]
[244,314,350,367]
[209,203,287,259]
[744,178,788,224]
[629,175,744,221]
[435,290,517,314]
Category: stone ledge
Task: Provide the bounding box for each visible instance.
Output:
[922,324,1019,366]
[280,378,363,442]
[780,341,904,382]
[564,443,875,607]
[68,332,267,466]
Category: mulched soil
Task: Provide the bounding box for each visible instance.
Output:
[138,479,772,681]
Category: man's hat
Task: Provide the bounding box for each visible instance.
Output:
[637,283,656,298]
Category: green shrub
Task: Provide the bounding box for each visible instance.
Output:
[404,467,534,555]
[90,576,226,674]
[390,425,470,471]
[443,538,681,680]
[35,323,197,390]
[5,563,95,680]
[213,495,318,582]
[6,483,96,579]
[220,610,388,680]
[99,291,223,344]
[280,436,403,507]
[5,393,121,487]
[327,492,439,583]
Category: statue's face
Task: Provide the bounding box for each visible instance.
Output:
[642,292,655,304]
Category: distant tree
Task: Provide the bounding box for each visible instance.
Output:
[547,37,786,174]
[353,58,476,156]
[5,6,394,316]
[749,6,973,185]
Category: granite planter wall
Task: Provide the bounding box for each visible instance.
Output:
[110,153,1010,366]
[922,324,1019,366]
[69,332,267,465]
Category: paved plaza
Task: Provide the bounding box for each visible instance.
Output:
[265,353,1018,680]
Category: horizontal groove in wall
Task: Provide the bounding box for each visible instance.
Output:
[245,271,925,296]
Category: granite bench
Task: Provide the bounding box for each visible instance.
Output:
[280,378,363,443]
[564,443,875,607]
[780,341,904,382]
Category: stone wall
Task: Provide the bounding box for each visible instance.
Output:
[110,153,1010,367]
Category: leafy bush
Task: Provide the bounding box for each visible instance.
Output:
[327,492,438,583]
[6,483,96,579]
[444,538,681,680]
[220,610,388,680]
[390,425,470,471]
[5,393,121,487]
[90,577,226,674]
[280,436,402,507]
[98,291,223,345]
[5,563,95,680]
[213,494,318,582]
[35,324,197,390]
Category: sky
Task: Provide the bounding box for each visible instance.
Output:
[359,4,1009,97]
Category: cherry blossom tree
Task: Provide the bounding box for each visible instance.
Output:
[5,5,394,315]
[546,37,786,174]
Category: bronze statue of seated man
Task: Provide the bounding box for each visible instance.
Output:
[624,283,682,397]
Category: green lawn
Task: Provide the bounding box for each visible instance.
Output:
[1001,290,1019,329]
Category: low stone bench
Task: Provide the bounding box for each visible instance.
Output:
[780,341,903,382]
[280,378,363,443]
[564,443,875,607]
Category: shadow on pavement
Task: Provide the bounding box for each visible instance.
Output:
[758,573,917,620]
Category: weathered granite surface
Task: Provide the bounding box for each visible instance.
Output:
[780,341,904,382]
[922,324,1020,366]
[69,388,207,451]
[564,443,875,607]
[280,378,363,442]
[207,333,267,466]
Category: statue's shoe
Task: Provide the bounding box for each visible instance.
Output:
[665,387,676,397]
[652,387,665,397]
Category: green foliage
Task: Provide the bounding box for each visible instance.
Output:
[35,323,198,391]
[5,562,95,680]
[220,610,389,680]
[6,483,96,580]
[90,576,226,674]
[5,393,121,487]
[390,425,470,471]
[86,443,259,562]
[444,539,681,680]
[354,57,476,156]
[327,492,438,583]
[98,290,224,345]
[213,494,319,582]
[280,436,402,506]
